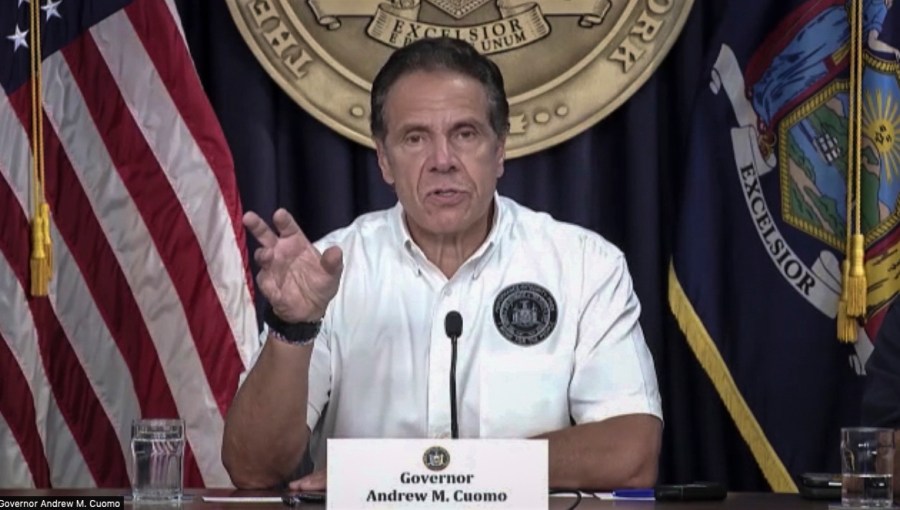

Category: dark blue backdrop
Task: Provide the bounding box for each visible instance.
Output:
[174,0,771,490]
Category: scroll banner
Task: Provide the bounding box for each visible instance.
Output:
[308,0,611,32]
[367,3,549,54]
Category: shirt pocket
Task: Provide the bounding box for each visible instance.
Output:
[479,352,571,438]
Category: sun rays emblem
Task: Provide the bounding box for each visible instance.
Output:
[776,60,900,252]
[863,87,900,184]
[858,60,900,243]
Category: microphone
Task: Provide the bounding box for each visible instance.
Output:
[444,311,463,439]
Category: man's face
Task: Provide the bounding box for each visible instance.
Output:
[375,70,506,240]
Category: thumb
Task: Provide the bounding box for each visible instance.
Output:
[288,469,327,491]
[321,246,343,276]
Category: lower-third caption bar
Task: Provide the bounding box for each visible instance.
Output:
[0,497,124,508]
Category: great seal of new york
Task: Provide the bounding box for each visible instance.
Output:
[226,0,693,158]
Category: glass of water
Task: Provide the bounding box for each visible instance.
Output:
[841,427,895,508]
[131,418,185,503]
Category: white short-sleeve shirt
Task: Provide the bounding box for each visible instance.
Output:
[255,195,662,470]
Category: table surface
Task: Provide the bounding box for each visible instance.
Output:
[0,489,841,509]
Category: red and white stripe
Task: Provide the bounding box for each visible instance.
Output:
[0,0,258,488]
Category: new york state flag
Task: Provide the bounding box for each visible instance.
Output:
[671,0,900,491]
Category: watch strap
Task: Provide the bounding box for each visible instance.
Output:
[264,305,322,346]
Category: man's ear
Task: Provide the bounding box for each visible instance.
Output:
[495,136,506,178]
[375,139,394,185]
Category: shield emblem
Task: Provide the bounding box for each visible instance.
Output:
[426,0,492,19]
[779,81,852,250]
[780,64,900,253]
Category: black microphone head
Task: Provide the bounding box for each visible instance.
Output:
[445,311,463,338]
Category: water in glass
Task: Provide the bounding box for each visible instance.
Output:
[841,427,895,508]
[131,419,184,503]
[842,473,893,508]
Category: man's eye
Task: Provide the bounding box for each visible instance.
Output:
[406,134,423,144]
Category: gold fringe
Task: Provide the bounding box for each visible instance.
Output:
[837,260,857,342]
[845,234,867,316]
[668,263,797,493]
[837,298,857,343]
[40,202,52,271]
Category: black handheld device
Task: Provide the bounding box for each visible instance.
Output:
[798,473,842,500]
[654,482,727,501]
[282,491,327,506]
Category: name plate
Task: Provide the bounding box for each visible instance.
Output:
[327,438,548,509]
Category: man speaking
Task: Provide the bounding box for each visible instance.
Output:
[221,37,662,491]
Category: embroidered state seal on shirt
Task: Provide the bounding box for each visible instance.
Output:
[493,282,558,346]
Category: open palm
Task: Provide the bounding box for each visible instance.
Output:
[244,209,343,323]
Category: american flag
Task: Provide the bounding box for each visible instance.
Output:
[0,0,258,487]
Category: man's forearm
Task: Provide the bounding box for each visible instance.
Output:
[536,414,662,490]
[222,337,314,488]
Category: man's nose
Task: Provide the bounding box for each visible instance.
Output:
[429,136,456,172]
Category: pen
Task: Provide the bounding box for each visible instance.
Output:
[612,489,655,499]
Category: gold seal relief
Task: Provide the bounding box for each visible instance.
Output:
[226,0,694,159]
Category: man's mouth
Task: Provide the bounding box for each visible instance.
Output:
[431,189,461,197]
[426,188,467,204]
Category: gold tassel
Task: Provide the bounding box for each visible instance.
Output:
[845,234,867,316]
[837,260,857,342]
[29,204,50,296]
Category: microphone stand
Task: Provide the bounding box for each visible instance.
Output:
[449,334,459,439]
[444,310,462,440]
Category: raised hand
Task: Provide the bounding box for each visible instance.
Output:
[243,209,343,323]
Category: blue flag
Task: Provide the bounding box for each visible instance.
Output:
[670,0,900,491]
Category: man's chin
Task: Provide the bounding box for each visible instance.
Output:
[427,223,468,237]
[406,206,491,237]
[410,217,469,237]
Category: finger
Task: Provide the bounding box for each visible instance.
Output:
[287,470,327,491]
[301,471,327,491]
[242,210,262,227]
[320,246,344,276]
[243,211,279,248]
[273,209,310,245]
[254,247,274,267]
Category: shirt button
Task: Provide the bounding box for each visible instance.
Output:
[443,288,452,296]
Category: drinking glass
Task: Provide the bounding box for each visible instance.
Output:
[131,418,185,503]
[841,427,894,508]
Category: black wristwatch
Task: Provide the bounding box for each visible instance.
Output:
[264,305,322,346]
